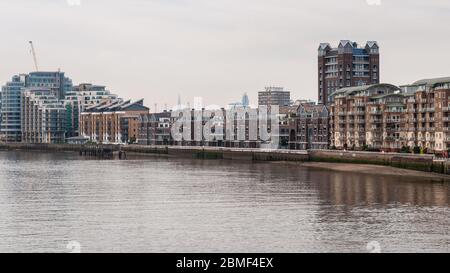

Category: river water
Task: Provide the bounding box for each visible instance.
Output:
[0,150,448,253]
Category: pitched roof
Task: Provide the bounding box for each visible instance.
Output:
[366,41,378,48]
[84,99,148,112]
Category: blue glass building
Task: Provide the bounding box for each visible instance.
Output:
[0,71,73,142]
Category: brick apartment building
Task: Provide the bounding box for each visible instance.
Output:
[329,78,450,154]
[80,99,149,144]
[318,40,380,105]
[137,111,172,146]
[402,77,450,153]
[292,101,329,150]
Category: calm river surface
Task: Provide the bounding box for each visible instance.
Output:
[0,150,448,253]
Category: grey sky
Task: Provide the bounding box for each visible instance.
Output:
[1,0,449,108]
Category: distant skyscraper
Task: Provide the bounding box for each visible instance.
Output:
[258,87,291,106]
[242,92,250,107]
[318,40,380,105]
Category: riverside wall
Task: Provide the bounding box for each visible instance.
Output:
[0,143,448,175]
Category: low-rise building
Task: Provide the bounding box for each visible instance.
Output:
[293,101,329,150]
[80,99,149,144]
[137,111,172,146]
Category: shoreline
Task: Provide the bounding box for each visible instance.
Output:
[0,143,449,178]
[291,162,450,182]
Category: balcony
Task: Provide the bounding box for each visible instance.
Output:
[385,128,401,132]
[385,119,402,123]
[385,109,405,113]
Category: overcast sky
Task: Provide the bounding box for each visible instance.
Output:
[1,0,449,109]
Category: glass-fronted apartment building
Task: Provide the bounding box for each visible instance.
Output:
[1,75,26,142]
[65,83,118,137]
[0,72,72,142]
[25,71,72,99]
[21,89,67,144]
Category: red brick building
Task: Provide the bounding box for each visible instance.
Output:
[318,40,380,105]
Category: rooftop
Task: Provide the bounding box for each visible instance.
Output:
[84,99,149,113]
[411,77,450,87]
[331,83,400,97]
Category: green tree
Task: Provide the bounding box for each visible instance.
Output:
[400,146,410,154]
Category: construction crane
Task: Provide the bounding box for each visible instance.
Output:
[29,41,39,71]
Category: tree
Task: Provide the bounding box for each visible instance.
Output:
[400,146,410,154]
[128,136,136,144]
[413,146,421,154]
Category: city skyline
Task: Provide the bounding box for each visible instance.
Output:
[1,0,450,107]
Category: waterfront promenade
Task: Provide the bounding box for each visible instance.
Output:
[0,143,449,176]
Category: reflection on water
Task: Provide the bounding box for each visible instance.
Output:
[0,150,448,253]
